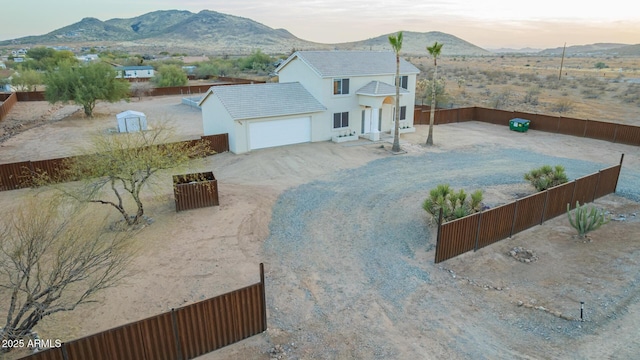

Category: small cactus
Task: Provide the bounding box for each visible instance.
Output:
[567,201,609,239]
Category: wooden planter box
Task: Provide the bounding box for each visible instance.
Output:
[173,171,219,212]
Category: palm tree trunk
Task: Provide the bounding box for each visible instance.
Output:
[392,55,401,152]
[426,61,438,146]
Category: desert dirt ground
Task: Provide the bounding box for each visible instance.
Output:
[0,95,639,359]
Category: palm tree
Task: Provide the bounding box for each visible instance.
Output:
[426,41,443,146]
[388,31,403,153]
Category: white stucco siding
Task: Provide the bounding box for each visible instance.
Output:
[201,97,238,153]
[277,59,324,101]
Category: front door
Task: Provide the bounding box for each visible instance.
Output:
[361,108,372,134]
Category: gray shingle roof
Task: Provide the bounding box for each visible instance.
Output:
[200,82,326,120]
[356,81,409,96]
[277,51,420,78]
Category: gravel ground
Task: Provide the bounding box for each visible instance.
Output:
[263,146,640,359]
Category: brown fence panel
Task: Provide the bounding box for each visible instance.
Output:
[0,161,32,191]
[233,284,267,340]
[512,192,547,234]
[30,157,73,183]
[102,322,148,360]
[174,176,219,212]
[18,348,65,360]
[201,133,229,153]
[413,108,426,125]
[476,202,517,249]
[175,283,264,359]
[64,332,113,360]
[558,117,587,137]
[572,173,600,206]
[459,107,475,122]
[526,113,560,133]
[0,92,18,121]
[475,108,513,125]
[594,165,622,199]
[584,121,617,142]
[543,181,576,221]
[614,124,640,146]
[437,109,455,124]
[16,91,46,101]
[435,213,481,263]
[138,312,179,360]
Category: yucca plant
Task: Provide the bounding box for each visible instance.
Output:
[524,165,568,191]
[567,201,609,239]
[422,184,483,222]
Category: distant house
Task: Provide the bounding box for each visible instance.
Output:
[200,51,419,154]
[77,54,100,62]
[115,65,154,79]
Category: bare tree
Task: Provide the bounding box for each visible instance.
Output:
[0,199,134,351]
[130,81,153,100]
[49,125,211,226]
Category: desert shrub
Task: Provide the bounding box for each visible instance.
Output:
[422,184,483,222]
[567,201,609,238]
[594,62,608,69]
[551,98,574,113]
[581,88,602,99]
[523,86,541,105]
[524,165,568,191]
[491,88,513,109]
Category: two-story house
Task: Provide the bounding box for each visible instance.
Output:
[199,51,420,154]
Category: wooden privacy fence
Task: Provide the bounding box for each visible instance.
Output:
[0,134,229,192]
[413,105,640,146]
[11,78,265,101]
[0,92,18,121]
[20,264,267,360]
[434,156,624,263]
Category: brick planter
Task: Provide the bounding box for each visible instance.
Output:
[173,171,219,212]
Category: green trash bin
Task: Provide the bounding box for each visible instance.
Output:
[509,118,530,132]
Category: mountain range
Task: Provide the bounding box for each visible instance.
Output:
[1,10,637,56]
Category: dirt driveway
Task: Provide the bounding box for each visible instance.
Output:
[0,96,639,359]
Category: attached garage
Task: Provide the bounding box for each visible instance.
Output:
[248,117,311,150]
[200,82,326,154]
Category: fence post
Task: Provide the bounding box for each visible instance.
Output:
[613,125,619,143]
[434,208,443,263]
[259,263,267,332]
[170,309,184,360]
[541,190,550,224]
[61,343,70,360]
[614,154,625,194]
[474,211,483,251]
[510,200,519,237]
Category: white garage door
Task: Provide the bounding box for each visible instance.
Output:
[249,117,311,150]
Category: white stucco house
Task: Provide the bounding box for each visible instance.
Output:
[200,51,420,154]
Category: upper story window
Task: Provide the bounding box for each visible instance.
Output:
[395,75,408,90]
[333,78,350,95]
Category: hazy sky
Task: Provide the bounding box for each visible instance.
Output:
[2,0,639,49]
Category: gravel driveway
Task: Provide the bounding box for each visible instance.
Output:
[263,146,640,359]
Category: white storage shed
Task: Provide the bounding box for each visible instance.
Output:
[116,110,148,133]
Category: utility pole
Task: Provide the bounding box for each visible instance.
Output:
[558,43,566,80]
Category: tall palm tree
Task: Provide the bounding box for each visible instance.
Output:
[426,41,443,146]
[388,31,403,153]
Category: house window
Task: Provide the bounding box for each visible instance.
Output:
[333,112,349,129]
[333,78,350,95]
[393,106,407,121]
[396,75,408,90]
